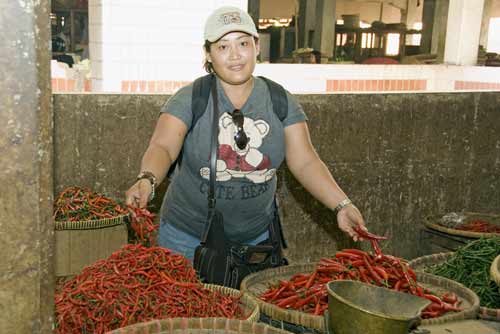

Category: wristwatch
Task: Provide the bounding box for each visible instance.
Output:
[333,198,353,214]
[136,171,156,202]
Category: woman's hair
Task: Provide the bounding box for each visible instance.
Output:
[203,40,214,73]
[203,36,259,74]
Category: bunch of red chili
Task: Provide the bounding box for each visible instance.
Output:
[128,206,158,247]
[55,244,243,334]
[455,220,500,234]
[54,186,128,222]
[260,226,462,319]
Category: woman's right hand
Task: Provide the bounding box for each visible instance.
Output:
[125,179,152,210]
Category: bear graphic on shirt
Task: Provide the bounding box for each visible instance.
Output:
[200,112,276,183]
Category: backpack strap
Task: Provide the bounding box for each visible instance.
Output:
[190,74,214,131]
[259,76,288,122]
[167,74,214,178]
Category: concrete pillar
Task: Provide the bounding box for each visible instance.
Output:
[421,0,436,53]
[298,0,318,49]
[247,0,260,31]
[431,0,449,61]
[0,0,54,333]
[298,0,308,48]
[444,0,484,65]
[479,0,493,49]
[313,0,336,61]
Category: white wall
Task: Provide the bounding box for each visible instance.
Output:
[89,0,248,92]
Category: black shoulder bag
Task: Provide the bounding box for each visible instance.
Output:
[193,79,288,289]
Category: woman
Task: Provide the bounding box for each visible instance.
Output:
[125,6,366,260]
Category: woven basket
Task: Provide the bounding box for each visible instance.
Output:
[240,264,326,332]
[241,262,481,329]
[204,284,260,322]
[54,214,129,276]
[416,271,479,325]
[409,252,499,322]
[54,214,129,230]
[105,317,293,334]
[490,255,500,293]
[424,212,500,239]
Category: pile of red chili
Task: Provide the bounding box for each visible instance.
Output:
[55,244,243,334]
[54,186,128,222]
[260,227,463,319]
[455,220,500,234]
[128,206,158,246]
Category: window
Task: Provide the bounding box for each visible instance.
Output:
[385,33,400,55]
[487,18,500,53]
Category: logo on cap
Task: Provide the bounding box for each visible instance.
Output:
[219,12,242,25]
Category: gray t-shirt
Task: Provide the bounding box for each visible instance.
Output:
[160,76,307,243]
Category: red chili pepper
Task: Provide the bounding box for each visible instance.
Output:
[276,294,300,308]
[128,206,158,246]
[370,240,384,260]
[313,301,322,315]
[441,292,458,304]
[373,266,389,281]
[341,249,368,257]
[305,271,317,289]
[363,256,382,285]
[55,244,243,333]
[335,251,363,260]
[353,226,388,240]
[423,293,443,305]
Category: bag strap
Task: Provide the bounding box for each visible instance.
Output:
[272,196,288,249]
[199,78,219,244]
[208,79,219,210]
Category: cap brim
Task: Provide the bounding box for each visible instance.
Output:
[206,27,259,42]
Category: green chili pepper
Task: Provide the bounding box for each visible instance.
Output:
[427,237,500,308]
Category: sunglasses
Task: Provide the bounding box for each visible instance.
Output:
[231,109,249,150]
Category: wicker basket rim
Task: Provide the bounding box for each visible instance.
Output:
[240,263,325,331]
[424,219,500,239]
[416,271,480,325]
[54,213,129,230]
[408,252,454,270]
[427,211,500,219]
[105,317,292,334]
[203,284,259,323]
[490,255,500,287]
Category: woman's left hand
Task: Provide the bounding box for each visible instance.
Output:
[336,205,367,241]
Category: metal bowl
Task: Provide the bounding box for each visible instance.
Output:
[327,280,430,334]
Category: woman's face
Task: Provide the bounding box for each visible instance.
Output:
[206,32,259,85]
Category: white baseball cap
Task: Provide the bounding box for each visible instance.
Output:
[204,6,259,42]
